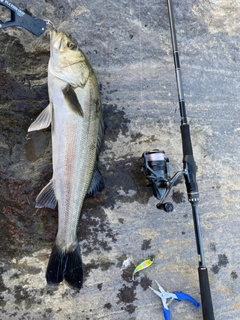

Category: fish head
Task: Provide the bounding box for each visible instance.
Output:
[50,29,85,69]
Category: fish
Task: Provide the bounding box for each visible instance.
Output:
[28,29,104,289]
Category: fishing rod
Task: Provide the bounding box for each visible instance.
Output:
[142,1,215,319]
[166,0,214,318]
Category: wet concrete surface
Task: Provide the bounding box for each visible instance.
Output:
[1,0,240,319]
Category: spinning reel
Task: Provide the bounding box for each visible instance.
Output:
[142,149,185,212]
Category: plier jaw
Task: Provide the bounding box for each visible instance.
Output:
[0,0,47,36]
[149,280,177,310]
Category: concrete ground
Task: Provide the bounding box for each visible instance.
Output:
[0,0,240,319]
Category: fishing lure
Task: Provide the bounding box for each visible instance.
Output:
[132,256,154,280]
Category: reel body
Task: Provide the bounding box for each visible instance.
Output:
[142,149,185,212]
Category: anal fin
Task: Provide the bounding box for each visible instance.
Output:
[35,180,57,209]
[28,103,52,132]
[86,167,104,197]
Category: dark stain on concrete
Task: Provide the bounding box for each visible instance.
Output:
[101,157,153,210]
[211,264,220,274]
[141,239,152,250]
[8,285,59,311]
[84,259,114,282]
[210,243,216,252]
[14,285,38,309]
[171,190,185,204]
[230,271,238,280]
[211,254,229,274]
[121,264,136,283]
[97,283,103,291]
[102,104,130,144]
[100,261,115,271]
[99,104,154,208]
[125,304,136,314]
[117,284,137,305]
[218,254,229,267]
[104,302,112,309]
[0,172,58,263]
[118,218,124,224]
[79,207,117,255]
[140,276,152,291]
[130,132,143,142]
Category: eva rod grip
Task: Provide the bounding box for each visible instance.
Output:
[180,124,193,156]
[198,267,215,320]
[180,124,198,197]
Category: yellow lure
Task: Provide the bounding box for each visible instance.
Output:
[132,257,154,280]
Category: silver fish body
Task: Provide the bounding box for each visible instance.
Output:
[28,30,104,289]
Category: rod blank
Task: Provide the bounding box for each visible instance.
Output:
[167,0,187,124]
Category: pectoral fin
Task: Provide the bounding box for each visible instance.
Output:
[35,180,57,209]
[62,84,84,116]
[28,103,52,132]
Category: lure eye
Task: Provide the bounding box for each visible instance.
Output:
[67,42,77,50]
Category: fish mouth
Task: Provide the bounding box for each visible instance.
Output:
[50,29,65,51]
[49,28,57,44]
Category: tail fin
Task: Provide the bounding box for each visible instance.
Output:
[46,242,84,289]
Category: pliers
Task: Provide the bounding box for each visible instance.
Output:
[149,280,200,320]
[0,0,48,36]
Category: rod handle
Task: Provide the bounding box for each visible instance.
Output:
[180,124,193,156]
[180,124,199,200]
[198,267,215,320]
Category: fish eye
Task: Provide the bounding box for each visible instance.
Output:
[67,42,77,50]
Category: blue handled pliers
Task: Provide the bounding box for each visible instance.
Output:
[149,280,200,320]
